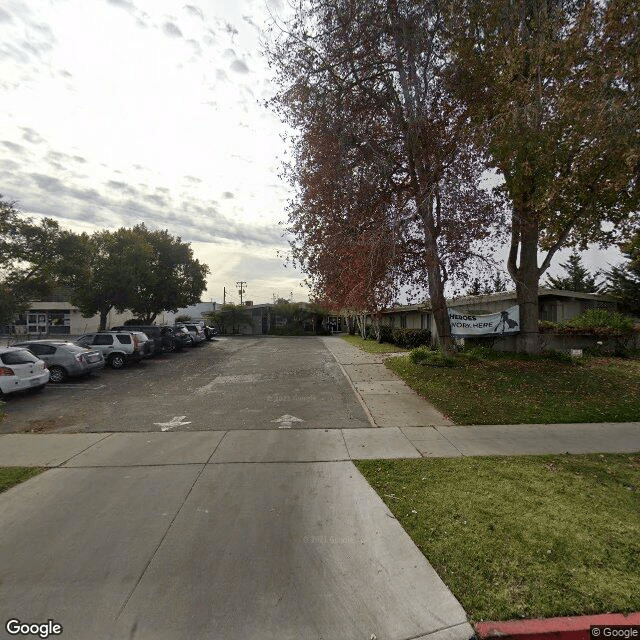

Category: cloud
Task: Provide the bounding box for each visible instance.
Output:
[230,59,250,74]
[30,173,108,206]
[107,0,136,10]
[0,7,12,23]
[215,69,228,81]
[163,21,183,38]
[183,175,202,184]
[2,140,27,155]
[184,4,204,20]
[106,180,139,196]
[0,159,20,171]
[222,191,234,199]
[143,193,168,207]
[3,168,284,249]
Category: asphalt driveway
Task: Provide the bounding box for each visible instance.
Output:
[0,337,371,433]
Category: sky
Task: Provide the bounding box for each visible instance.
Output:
[0,0,309,306]
[0,0,622,308]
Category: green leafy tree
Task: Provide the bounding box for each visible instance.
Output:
[448,0,639,352]
[467,278,483,296]
[0,197,90,324]
[72,224,209,328]
[545,252,602,293]
[71,228,151,330]
[215,304,252,334]
[604,232,640,316]
[125,225,209,324]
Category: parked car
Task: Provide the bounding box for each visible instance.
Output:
[129,331,153,358]
[204,325,218,340]
[74,331,144,369]
[171,326,193,348]
[12,340,104,383]
[110,325,183,354]
[175,323,206,346]
[0,346,49,396]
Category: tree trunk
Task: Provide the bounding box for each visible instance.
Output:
[99,307,109,331]
[422,227,452,352]
[514,214,540,354]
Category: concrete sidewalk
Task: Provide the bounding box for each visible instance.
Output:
[0,336,638,640]
[1,420,639,468]
[322,336,455,428]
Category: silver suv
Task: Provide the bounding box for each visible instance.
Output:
[13,340,105,383]
[75,331,144,369]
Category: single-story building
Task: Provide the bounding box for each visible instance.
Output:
[9,290,135,336]
[379,288,618,344]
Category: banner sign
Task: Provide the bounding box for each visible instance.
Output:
[449,305,520,337]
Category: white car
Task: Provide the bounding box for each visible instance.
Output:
[0,346,50,396]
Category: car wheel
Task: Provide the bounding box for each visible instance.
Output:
[109,353,126,369]
[48,366,67,384]
[165,340,177,353]
[186,336,195,347]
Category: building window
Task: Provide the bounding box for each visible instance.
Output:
[421,313,430,330]
[400,314,407,329]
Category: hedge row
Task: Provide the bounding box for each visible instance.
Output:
[539,309,638,337]
[364,326,431,348]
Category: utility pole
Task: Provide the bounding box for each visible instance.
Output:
[223,287,226,305]
[236,281,247,305]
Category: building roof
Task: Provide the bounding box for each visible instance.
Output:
[381,288,616,314]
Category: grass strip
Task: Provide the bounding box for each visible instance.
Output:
[0,467,45,494]
[386,355,640,424]
[340,334,408,354]
[355,453,640,622]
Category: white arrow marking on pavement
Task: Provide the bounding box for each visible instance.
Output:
[271,414,304,429]
[153,415,192,431]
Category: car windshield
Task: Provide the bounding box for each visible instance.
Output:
[1,349,40,365]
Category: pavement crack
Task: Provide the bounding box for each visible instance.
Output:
[115,461,209,621]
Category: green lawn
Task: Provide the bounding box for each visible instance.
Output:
[340,334,408,354]
[356,453,640,622]
[0,467,44,494]
[386,355,640,424]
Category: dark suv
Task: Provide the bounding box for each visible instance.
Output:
[110,325,184,354]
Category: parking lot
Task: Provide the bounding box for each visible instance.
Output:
[0,337,371,433]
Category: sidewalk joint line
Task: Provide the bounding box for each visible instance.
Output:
[205,430,229,463]
[433,427,466,457]
[400,621,474,640]
[339,428,351,459]
[57,433,114,467]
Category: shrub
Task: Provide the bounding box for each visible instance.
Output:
[268,325,305,336]
[540,349,575,364]
[538,320,559,333]
[409,346,457,367]
[460,345,493,361]
[392,328,431,349]
[364,324,394,342]
[560,309,635,335]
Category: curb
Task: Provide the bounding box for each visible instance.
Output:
[475,612,640,639]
